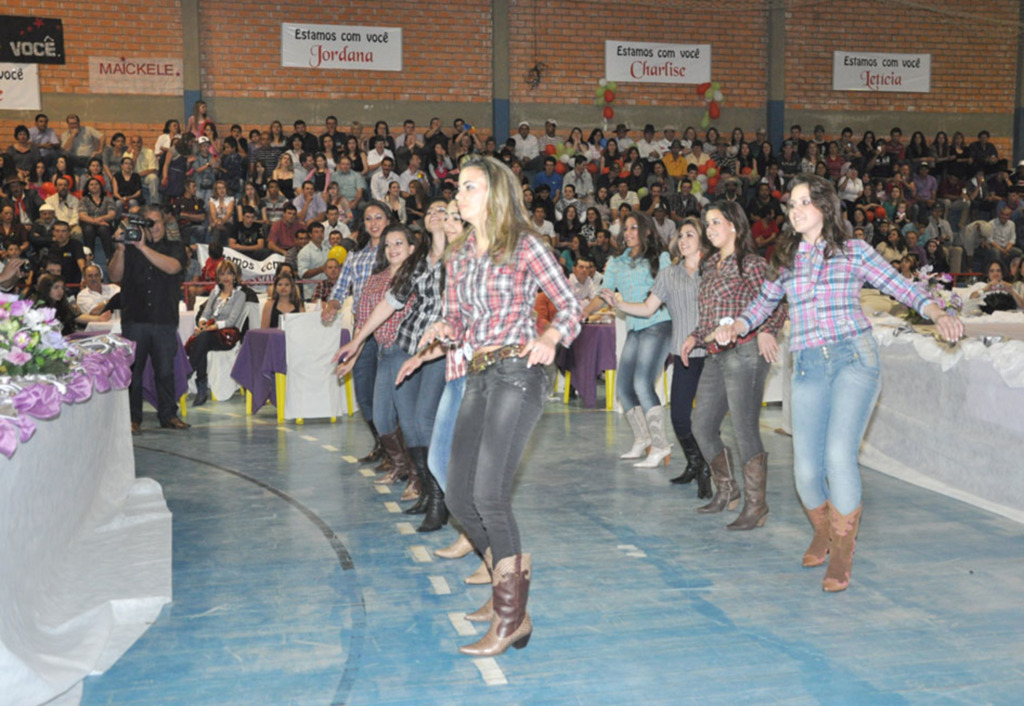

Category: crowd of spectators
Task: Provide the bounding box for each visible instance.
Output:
[3,107,1023,317]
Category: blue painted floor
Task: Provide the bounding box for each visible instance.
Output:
[81,397,1024,705]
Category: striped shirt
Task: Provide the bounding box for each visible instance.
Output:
[330,245,376,308]
[443,231,582,354]
[387,256,443,356]
[740,238,931,351]
[603,251,673,331]
[650,262,705,358]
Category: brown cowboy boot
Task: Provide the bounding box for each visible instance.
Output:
[726,453,769,530]
[459,554,532,656]
[375,429,414,492]
[823,503,863,592]
[802,502,830,567]
[696,448,740,514]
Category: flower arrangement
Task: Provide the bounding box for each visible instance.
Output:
[904,267,962,325]
[0,293,71,377]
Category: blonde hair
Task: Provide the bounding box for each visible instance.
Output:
[216,258,241,286]
[452,155,540,265]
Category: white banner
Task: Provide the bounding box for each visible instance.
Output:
[0,62,40,110]
[832,51,930,93]
[89,57,183,95]
[196,245,283,289]
[605,40,710,84]
[281,23,401,71]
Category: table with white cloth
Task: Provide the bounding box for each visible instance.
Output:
[858,292,1024,522]
[0,345,172,706]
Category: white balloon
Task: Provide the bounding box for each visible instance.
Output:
[713,90,724,102]
[599,78,607,87]
[559,154,571,164]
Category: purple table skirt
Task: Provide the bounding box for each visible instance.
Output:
[556,323,617,408]
[232,328,351,414]
[67,332,191,409]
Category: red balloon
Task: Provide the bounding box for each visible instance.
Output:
[696,82,711,96]
[875,206,887,219]
[603,106,614,120]
[709,100,720,120]
[586,162,599,175]
[604,89,615,103]
[698,162,709,175]
[545,144,557,156]
[554,161,567,175]
[771,190,782,200]
[708,176,719,191]
[866,210,875,222]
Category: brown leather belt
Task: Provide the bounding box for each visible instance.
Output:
[468,344,523,374]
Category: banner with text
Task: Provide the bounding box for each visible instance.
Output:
[0,15,65,64]
[832,51,930,93]
[89,57,183,95]
[281,23,401,71]
[605,40,710,84]
[196,244,283,288]
[0,63,40,111]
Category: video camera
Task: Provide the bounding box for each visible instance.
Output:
[122,213,156,242]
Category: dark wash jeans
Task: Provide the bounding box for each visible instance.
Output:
[445,355,548,564]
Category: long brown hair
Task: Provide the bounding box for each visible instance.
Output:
[704,200,758,277]
[451,155,539,265]
[770,174,849,279]
[622,211,664,279]
[669,216,708,264]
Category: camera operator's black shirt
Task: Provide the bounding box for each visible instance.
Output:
[121,237,188,325]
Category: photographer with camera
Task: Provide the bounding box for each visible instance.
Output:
[109,204,190,433]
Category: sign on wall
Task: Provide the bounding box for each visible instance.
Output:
[89,57,183,95]
[281,24,402,71]
[832,51,931,93]
[0,63,40,111]
[605,40,711,84]
[0,16,65,65]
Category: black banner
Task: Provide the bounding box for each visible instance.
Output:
[0,16,65,65]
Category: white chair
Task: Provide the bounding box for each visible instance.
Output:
[205,300,262,402]
[282,312,347,422]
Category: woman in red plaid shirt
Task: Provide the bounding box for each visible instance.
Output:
[420,156,581,657]
[681,201,786,531]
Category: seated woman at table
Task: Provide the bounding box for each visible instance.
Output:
[970,260,1024,311]
[875,228,907,266]
[583,212,672,469]
[716,174,962,591]
[924,238,949,274]
[682,201,786,530]
[33,273,111,335]
[261,270,305,328]
[600,216,712,494]
[187,259,247,406]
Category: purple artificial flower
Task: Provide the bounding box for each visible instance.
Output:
[12,330,32,348]
[41,330,66,350]
[9,299,33,317]
[4,348,31,366]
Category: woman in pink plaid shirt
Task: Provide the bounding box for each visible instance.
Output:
[717,175,963,592]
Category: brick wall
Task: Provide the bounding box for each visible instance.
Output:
[0,1,1021,156]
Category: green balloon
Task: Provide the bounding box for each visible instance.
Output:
[606,81,618,92]
[704,88,714,100]
[595,86,605,97]
[711,81,721,91]
[700,112,710,129]
[596,97,605,107]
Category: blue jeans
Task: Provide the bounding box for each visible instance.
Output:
[669,354,704,440]
[617,321,671,411]
[404,356,446,448]
[352,337,377,426]
[692,339,769,466]
[447,357,548,564]
[429,376,466,490]
[372,344,408,436]
[791,333,881,515]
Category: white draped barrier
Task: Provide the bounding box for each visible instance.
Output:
[282,312,348,421]
[0,391,172,706]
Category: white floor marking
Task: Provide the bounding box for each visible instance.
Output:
[375,485,391,495]
[473,657,508,686]
[383,502,401,513]
[322,444,339,452]
[300,435,318,441]
[342,455,358,463]
[448,612,477,636]
[409,545,432,563]
[429,576,451,595]
[359,468,376,478]
[396,522,415,535]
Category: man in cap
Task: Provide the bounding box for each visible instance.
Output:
[512,120,540,170]
[538,118,563,154]
[614,123,634,151]
[637,124,659,161]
